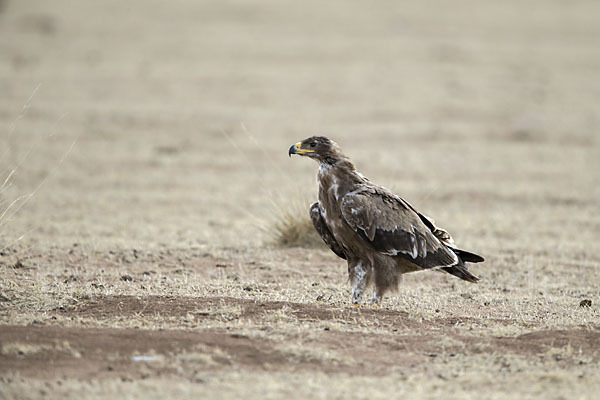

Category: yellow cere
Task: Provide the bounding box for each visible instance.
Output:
[295,142,315,155]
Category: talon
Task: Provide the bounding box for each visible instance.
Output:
[352,302,361,307]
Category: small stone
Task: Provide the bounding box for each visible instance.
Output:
[121,275,133,282]
[580,299,592,308]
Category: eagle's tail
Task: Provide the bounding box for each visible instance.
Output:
[441,264,479,283]
[442,248,485,283]
[452,249,484,263]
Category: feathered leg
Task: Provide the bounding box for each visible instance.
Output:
[371,258,402,305]
[348,259,370,305]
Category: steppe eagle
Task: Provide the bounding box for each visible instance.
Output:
[289,136,484,305]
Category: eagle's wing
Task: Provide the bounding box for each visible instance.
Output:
[340,188,458,269]
[310,201,347,260]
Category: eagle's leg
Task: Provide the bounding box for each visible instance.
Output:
[371,289,382,305]
[370,260,401,305]
[349,259,369,305]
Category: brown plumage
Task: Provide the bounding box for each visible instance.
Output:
[289,136,484,305]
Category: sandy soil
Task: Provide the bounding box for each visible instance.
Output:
[1,0,599,398]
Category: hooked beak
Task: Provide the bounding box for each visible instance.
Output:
[288,142,314,157]
[288,142,299,157]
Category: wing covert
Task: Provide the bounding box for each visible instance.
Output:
[340,190,458,268]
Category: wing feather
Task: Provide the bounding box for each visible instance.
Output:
[309,201,347,260]
[340,189,458,269]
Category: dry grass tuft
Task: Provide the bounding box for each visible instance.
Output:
[269,204,324,248]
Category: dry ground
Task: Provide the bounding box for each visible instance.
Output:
[1,0,599,399]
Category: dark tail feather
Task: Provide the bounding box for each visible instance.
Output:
[441,249,484,282]
[441,264,480,283]
[452,249,484,263]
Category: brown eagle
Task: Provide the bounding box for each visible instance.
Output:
[289,136,484,305]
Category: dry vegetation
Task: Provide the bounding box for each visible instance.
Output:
[270,203,323,248]
[1,0,600,399]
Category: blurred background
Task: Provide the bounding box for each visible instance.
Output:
[1,0,598,257]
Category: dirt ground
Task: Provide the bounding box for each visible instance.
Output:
[1,0,599,398]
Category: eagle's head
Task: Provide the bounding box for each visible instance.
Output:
[288,136,340,163]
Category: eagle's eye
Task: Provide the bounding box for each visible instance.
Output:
[310,142,317,148]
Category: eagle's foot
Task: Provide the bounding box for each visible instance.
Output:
[351,291,364,306]
[369,300,381,307]
[351,292,363,306]
[370,290,382,306]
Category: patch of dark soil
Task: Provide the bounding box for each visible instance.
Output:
[495,329,600,357]
[0,325,288,380]
[55,295,424,331]
[56,295,528,333]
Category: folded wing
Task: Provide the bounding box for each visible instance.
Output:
[340,188,459,269]
[310,201,347,260]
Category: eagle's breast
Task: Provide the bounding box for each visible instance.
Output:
[317,163,362,257]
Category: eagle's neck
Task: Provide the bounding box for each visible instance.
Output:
[321,154,365,182]
[318,155,367,204]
